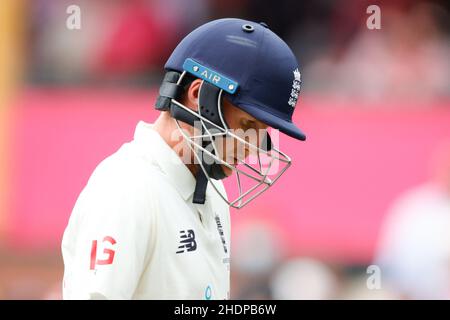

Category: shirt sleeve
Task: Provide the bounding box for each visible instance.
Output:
[62,155,158,299]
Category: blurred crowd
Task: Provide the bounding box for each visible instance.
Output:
[27,0,450,104]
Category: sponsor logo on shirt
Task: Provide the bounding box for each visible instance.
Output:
[90,236,116,270]
[215,215,228,254]
[176,229,197,254]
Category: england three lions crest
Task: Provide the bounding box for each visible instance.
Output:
[288,68,301,108]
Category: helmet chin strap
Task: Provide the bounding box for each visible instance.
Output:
[192,135,228,204]
[193,159,226,204]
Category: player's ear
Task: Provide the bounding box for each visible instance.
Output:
[185,79,202,111]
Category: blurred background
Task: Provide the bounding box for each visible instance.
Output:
[0,0,449,299]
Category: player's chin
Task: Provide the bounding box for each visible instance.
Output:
[221,164,234,177]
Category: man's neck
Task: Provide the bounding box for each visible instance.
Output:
[153,112,199,177]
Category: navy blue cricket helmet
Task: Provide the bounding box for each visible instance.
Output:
[164,18,306,141]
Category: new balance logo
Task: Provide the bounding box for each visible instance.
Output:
[176,229,197,254]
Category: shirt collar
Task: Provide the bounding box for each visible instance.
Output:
[133,121,197,201]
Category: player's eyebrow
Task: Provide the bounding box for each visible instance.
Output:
[240,118,257,129]
[244,117,267,130]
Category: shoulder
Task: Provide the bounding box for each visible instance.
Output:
[89,141,166,192]
[73,142,168,221]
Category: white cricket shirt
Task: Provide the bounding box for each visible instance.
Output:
[62,121,231,299]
